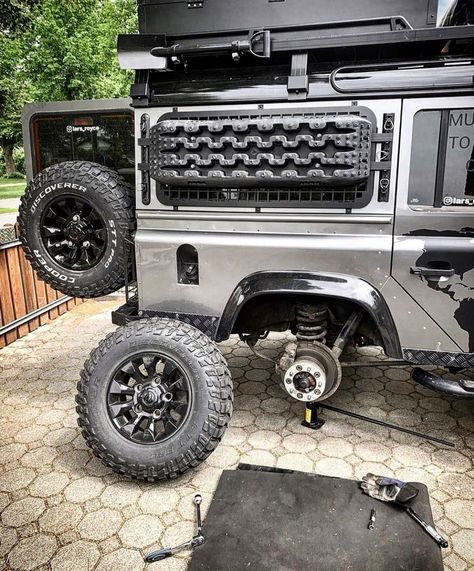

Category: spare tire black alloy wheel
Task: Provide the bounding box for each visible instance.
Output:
[40,195,107,271]
[77,318,233,481]
[18,161,135,298]
[107,352,192,444]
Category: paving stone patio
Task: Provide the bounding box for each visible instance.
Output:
[0,298,473,571]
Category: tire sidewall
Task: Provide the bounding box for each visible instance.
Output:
[23,170,124,290]
[86,333,214,467]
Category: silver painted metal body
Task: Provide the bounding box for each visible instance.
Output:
[133,96,474,355]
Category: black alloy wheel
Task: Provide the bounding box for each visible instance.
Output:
[77,318,234,481]
[107,352,192,445]
[18,161,135,298]
[40,195,107,271]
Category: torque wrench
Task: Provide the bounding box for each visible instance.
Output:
[406,507,448,549]
[145,494,205,562]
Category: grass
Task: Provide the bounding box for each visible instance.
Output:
[0,176,26,199]
[0,207,17,214]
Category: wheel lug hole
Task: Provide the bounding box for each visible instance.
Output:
[134,404,142,413]
[153,409,162,419]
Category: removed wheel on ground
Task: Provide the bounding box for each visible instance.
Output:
[18,161,135,298]
[76,318,233,481]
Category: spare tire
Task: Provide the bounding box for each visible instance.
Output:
[18,161,135,298]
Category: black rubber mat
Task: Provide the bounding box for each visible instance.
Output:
[189,466,444,571]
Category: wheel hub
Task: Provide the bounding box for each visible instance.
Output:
[64,217,89,243]
[136,382,167,411]
[284,358,326,401]
[281,341,342,403]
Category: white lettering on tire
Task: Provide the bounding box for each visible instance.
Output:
[33,250,76,284]
[30,183,87,214]
[104,220,116,269]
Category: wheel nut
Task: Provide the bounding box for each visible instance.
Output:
[135,384,143,392]
[153,409,161,419]
[83,241,90,248]
[67,241,73,247]
[134,404,142,413]
[72,215,80,222]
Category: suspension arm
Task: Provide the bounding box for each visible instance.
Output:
[332,311,363,359]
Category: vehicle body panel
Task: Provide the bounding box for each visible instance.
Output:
[392,96,474,353]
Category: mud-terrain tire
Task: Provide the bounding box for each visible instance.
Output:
[76,318,233,481]
[18,161,135,298]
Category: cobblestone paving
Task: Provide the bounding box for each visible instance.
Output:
[0,298,473,571]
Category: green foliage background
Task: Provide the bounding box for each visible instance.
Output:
[0,0,138,175]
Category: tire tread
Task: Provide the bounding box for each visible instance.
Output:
[18,161,135,298]
[76,318,233,481]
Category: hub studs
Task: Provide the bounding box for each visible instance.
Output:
[283,358,327,403]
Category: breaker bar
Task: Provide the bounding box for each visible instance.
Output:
[303,402,455,448]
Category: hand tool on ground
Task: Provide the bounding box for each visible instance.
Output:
[145,494,205,563]
[361,473,448,548]
[368,508,376,530]
[406,507,449,548]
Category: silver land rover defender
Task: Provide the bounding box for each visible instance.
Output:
[19,0,474,481]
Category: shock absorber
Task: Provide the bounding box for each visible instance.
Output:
[295,304,328,344]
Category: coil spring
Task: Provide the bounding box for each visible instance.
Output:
[295,304,328,343]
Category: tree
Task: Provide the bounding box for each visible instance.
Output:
[24,0,137,102]
[0,1,38,175]
[0,0,137,175]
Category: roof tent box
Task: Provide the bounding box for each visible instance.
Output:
[137,0,438,36]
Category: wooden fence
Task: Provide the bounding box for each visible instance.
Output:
[0,240,83,348]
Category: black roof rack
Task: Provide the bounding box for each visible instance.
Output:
[119,19,474,71]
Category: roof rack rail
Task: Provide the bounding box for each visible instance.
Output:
[330,57,474,93]
[118,23,474,71]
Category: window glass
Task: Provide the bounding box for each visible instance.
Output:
[443,109,474,204]
[408,108,474,207]
[32,112,135,185]
[408,110,440,207]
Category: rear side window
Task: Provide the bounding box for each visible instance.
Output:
[408,108,474,207]
[31,112,135,186]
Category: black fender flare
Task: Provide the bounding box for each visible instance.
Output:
[216,271,402,358]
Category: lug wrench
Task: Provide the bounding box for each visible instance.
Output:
[145,494,205,563]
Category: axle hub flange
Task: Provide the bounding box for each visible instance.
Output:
[284,358,326,401]
[280,341,342,403]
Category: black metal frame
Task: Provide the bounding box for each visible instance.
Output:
[141,105,394,210]
[118,22,474,72]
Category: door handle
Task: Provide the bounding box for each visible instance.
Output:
[410,266,455,278]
